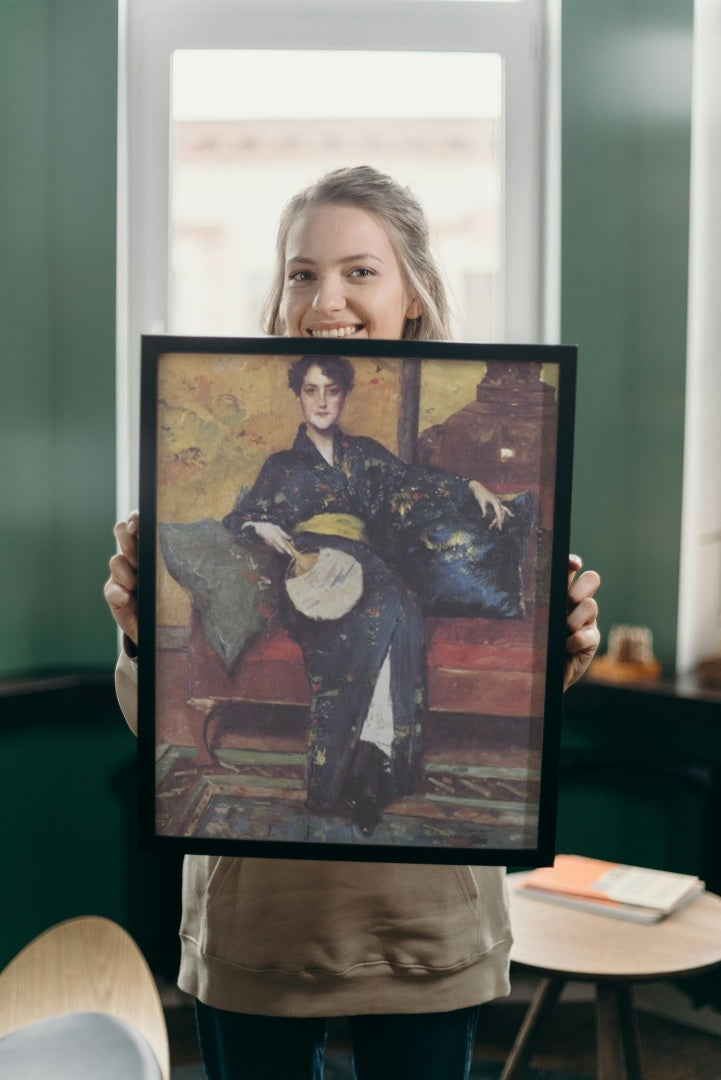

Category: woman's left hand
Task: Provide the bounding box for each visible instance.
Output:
[564,554,601,691]
[469,480,512,531]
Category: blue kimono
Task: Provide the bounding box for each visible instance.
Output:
[222,424,477,815]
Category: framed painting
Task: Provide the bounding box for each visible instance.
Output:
[137,336,576,864]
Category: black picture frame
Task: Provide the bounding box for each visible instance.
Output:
[138,335,576,865]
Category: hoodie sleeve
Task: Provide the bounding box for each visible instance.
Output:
[115,645,139,736]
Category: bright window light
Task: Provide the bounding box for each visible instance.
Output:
[172,50,502,121]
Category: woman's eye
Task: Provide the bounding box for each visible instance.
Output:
[289,270,313,283]
[349,267,374,279]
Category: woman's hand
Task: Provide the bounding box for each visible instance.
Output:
[468,480,512,531]
[247,520,296,557]
[104,510,139,647]
[564,554,601,691]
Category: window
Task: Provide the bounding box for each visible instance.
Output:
[118,0,557,509]
[169,49,503,340]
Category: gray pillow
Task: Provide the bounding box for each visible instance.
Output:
[158,518,280,672]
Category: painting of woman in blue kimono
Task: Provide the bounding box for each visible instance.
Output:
[222,354,514,836]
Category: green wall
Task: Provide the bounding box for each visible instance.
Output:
[557,685,721,884]
[0,0,137,971]
[0,0,119,676]
[562,0,693,669]
[1,683,183,974]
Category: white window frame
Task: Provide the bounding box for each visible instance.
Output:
[676,0,721,675]
[116,0,558,512]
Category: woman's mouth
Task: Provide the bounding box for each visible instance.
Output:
[307,324,363,339]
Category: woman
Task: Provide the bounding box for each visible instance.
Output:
[106,166,601,1080]
[223,352,509,834]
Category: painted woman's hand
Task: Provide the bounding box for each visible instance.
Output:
[248,521,296,557]
[564,554,601,691]
[104,510,139,646]
[469,480,512,531]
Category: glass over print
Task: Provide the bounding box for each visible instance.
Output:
[138,336,576,865]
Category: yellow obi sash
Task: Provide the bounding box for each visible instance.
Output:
[294,513,368,544]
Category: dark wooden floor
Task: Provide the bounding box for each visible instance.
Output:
[165,988,721,1079]
[474,999,721,1079]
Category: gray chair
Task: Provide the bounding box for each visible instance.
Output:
[0,915,170,1079]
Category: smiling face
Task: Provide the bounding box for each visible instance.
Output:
[281,203,422,341]
[298,364,348,434]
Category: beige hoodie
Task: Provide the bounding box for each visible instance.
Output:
[116,650,512,1016]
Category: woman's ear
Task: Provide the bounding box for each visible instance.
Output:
[406,296,423,320]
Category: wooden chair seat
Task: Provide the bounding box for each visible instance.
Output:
[0,916,169,1080]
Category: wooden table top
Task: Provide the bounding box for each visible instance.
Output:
[508,871,721,981]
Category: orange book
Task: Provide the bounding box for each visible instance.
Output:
[516,855,704,923]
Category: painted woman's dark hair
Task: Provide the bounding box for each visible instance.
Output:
[288,355,355,395]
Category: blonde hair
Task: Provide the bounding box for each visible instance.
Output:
[262,165,453,341]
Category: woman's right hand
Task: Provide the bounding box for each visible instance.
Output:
[247,520,296,557]
[104,510,139,646]
[468,480,511,531]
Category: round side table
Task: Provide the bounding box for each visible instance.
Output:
[502,872,721,1080]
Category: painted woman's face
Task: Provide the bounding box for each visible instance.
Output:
[298,365,347,433]
[281,203,421,341]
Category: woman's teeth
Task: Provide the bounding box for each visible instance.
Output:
[310,326,360,338]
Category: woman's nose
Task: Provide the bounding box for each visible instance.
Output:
[312,274,344,314]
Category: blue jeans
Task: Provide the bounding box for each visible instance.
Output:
[195,1000,481,1080]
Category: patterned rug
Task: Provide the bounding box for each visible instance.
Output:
[155,744,540,850]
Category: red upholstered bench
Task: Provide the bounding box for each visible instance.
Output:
[184,609,547,765]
